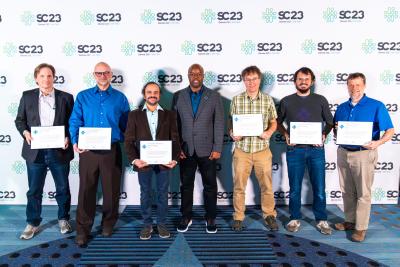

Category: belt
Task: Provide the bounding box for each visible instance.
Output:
[294,144,314,148]
[341,146,367,152]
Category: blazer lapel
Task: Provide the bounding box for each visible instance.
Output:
[33,89,41,126]
[195,88,210,120]
[183,87,194,118]
[53,89,61,126]
[156,109,165,138]
[140,109,153,138]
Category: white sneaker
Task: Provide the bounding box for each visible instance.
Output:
[59,220,72,234]
[316,220,332,235]
[286,220,301,232]
[20,224,39,240]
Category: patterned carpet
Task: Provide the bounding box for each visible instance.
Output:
[0,205,394,266]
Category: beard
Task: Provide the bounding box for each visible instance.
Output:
[296,84,311,94]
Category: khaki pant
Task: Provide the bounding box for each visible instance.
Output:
[337,147,378,230]
[233,147,276,221]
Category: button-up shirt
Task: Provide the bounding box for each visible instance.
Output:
[142,104,163,140]
[39,89,55,126]
[334,94,393,150]
[230,91,277,153]
[189,86,203,116]
[69,85,130,145]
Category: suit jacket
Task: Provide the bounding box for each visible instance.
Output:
[172,86,224,157]
[124,108,181,172]
[14,88,74,163]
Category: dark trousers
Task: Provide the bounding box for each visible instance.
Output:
[138,166,170,226]
[180,152,217,220]
[26,149,71,226]
[76,144,122,236]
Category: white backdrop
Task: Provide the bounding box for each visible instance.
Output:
[1,0,399,205]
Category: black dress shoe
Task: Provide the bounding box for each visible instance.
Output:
[75,235,88,246]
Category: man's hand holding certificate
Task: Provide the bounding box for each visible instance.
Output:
[140,141,172,165]
[78,127,111,150]
[336,121,372,146]
[289,122,322,145]
[30,126,65,149]
[232,114,263,137]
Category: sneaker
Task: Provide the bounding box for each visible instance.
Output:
[139,225,153,240]
[205,219,217,234]
[20,224,39,240]
[231,220,244,232]
[59,220,72,234]
[286,220,300,233]
[157,224,171,238]
[316,220,332,235]
[177,217,192,232]
[264,215,279,231]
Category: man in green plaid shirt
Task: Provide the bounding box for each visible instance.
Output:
[228,65,279,232]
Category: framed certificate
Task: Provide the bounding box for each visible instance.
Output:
[140,141,172,165]
[31,126,65,149]
[78,127,111,150]
[336,121,373,145]
[232,114,264,136]
[290,122,322,145]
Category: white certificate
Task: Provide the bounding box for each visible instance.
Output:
[31,126,65,149]
[336,121,373,145]
[232,114,264,136]
[140,141,172,165]
[78,127,111,150]
[290,122,322,145]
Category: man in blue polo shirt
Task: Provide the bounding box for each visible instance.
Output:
[333,72,394,242]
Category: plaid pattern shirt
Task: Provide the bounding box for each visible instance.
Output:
[230,91,277,153]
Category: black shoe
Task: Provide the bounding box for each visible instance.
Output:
[265,215,279,231]
[177,217,192,232]
[101,227,113,237]
[205,219,217,233]
[75,235,88,246]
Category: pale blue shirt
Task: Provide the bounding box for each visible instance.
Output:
[142,104,163,140]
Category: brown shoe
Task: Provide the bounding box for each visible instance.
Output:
[351,230,366,242]
[334,221,355,231]
[75,235,88,246]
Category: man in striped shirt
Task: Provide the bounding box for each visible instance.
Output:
[229,65,278,232]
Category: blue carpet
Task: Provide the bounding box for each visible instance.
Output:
[0,204,396,266]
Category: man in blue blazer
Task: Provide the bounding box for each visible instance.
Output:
[15,63,74,240]
[172,64,224,233]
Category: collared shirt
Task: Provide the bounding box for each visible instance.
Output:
[142,104,163,140]
[230,91,277,153]
[69,85,130,145]
[189,86,203,116]
[39,89,55,126]
[334,94,393,149]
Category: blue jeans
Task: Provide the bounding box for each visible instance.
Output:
[26,149,71,226]
[286,146,327,221]
[138,166,170,226]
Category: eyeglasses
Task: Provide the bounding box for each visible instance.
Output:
[94,71,111,77]
[189,73,203,78]
[244,77,260,83]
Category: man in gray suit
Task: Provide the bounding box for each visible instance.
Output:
[172,63,224,233]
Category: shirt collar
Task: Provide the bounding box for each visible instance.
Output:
[39,89,55,98]
[245,90,260,100]
[348,94,367,106]
[189,85,204,95]
[94,85,113,94]
[142,104,163,112]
